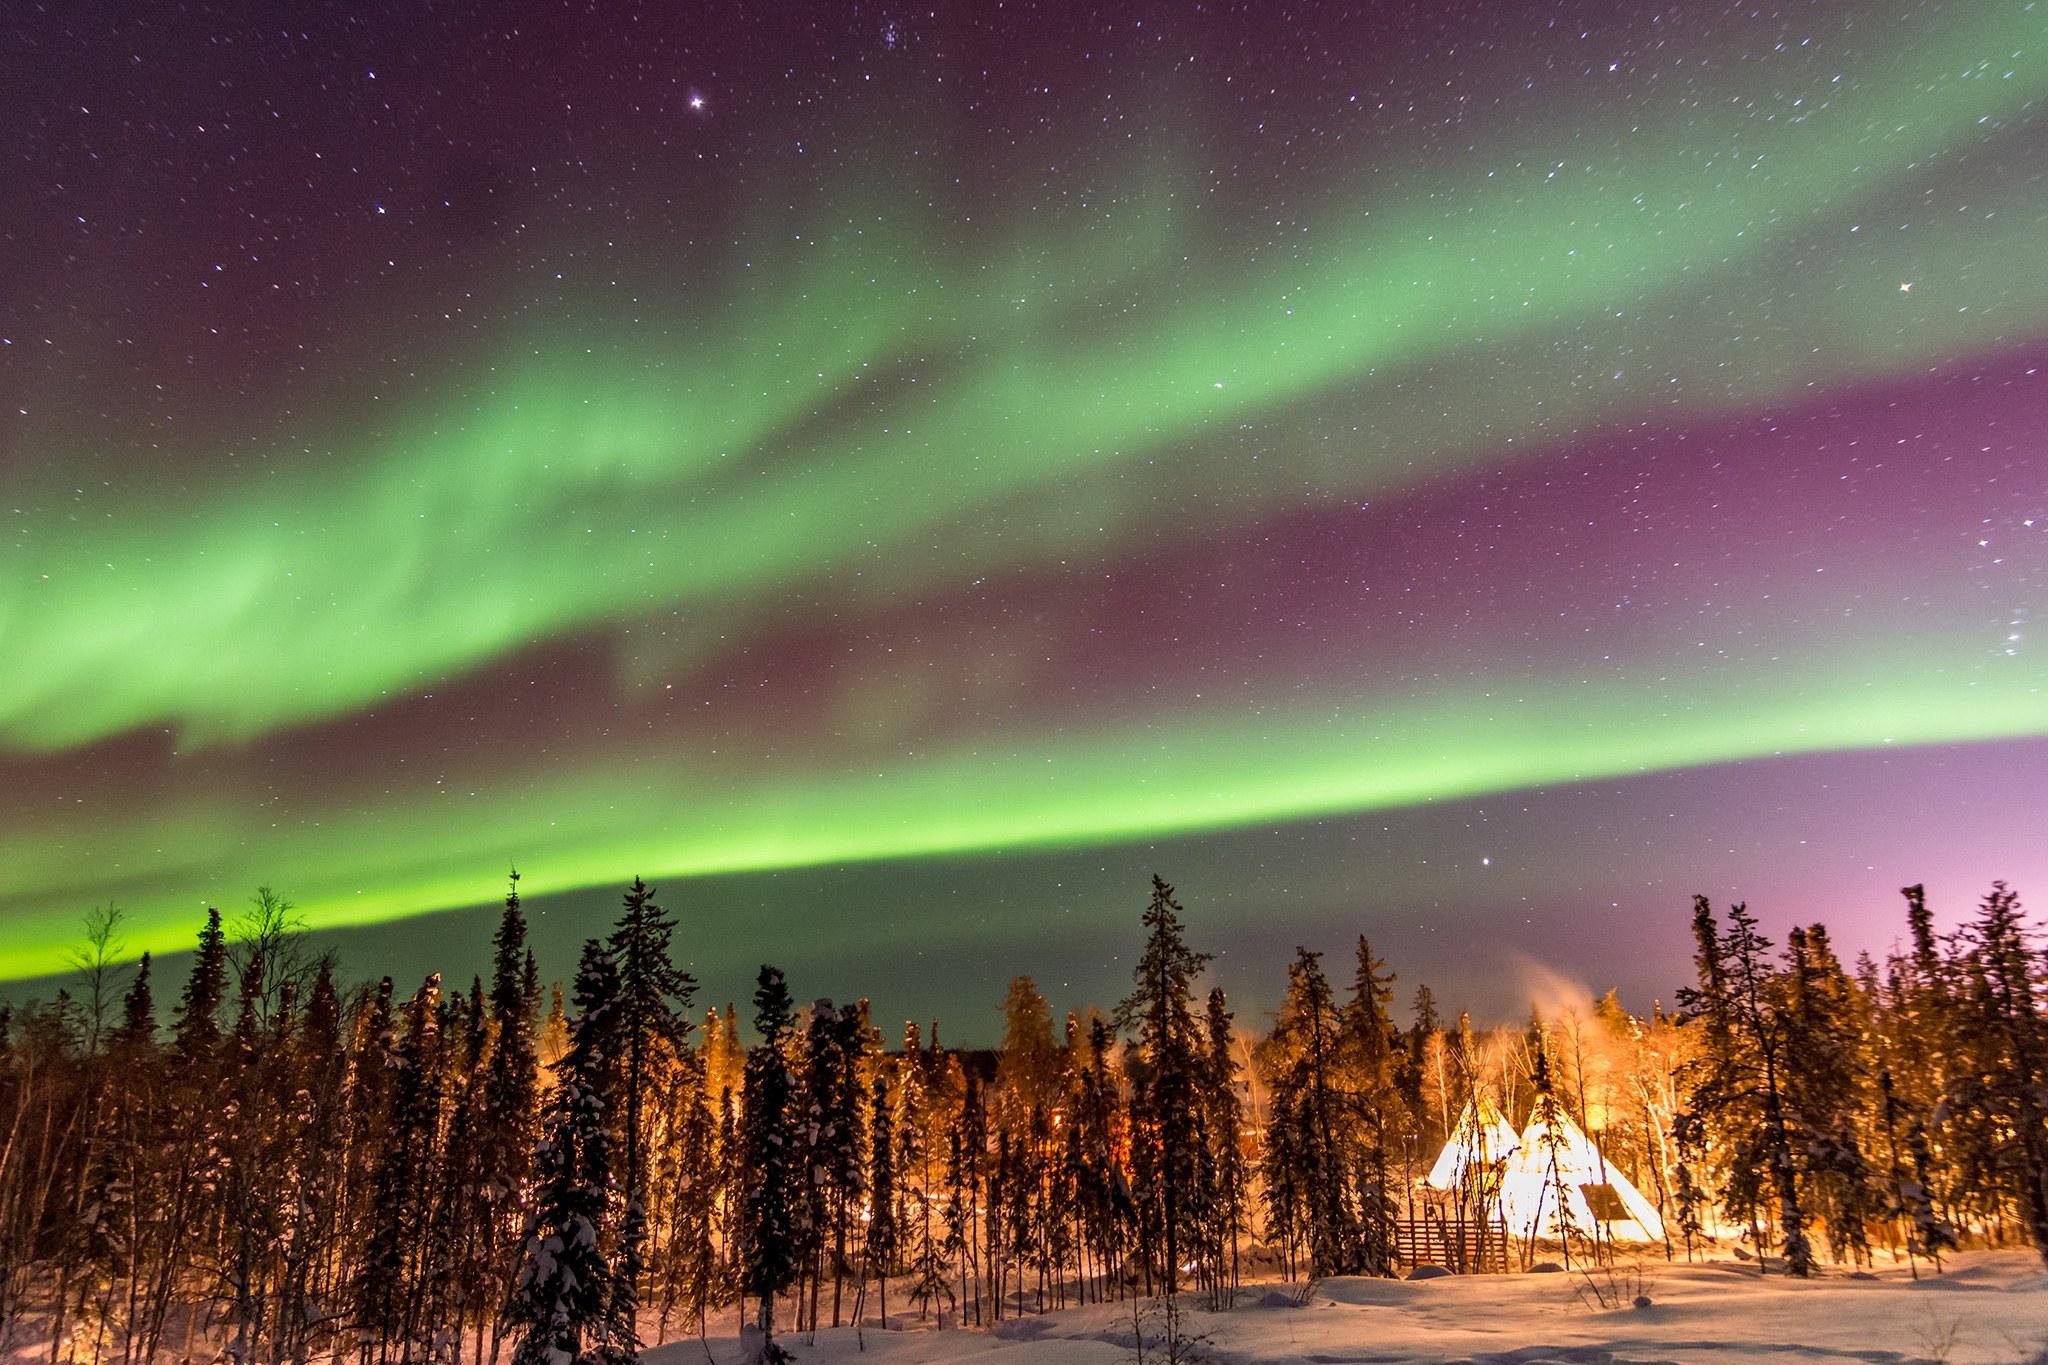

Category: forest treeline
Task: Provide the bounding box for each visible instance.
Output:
[0,872,2043,1365]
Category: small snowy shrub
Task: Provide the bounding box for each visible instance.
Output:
[1572,1258,1654,1312]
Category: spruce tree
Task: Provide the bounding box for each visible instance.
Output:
[826,1003,869,1327]
[713,1085,742,1313]
[1953,882,2048,1264]
[737,966,798,1358]
[509,942,621,1365]
[283,959,350,1364]
[1676,898,1811,1275]
[1411,984,1442,1041]
[359,975,446,1361]
[792,1001,834,1332]
[1341,937,1401,1275]
[1781,925,1875,1265]
[1890,885,1957,1196]
[606,877,697,1360]
[115,954,155,1051]
[1261,948,1356,1276]
[1202,988,1245,1301]
[896,1031,953,1322]
[221,952,281,1365]
[340,975,399,1330]
[996,977,1063,1131]
[650,1056,718,1338]
[481,873,543,1243]
[434,978,495,1353]
[1876,1066,1952,1273]
[1114,876,1211,1296]
[951,1070,988,1323]
[173,908,228,1066]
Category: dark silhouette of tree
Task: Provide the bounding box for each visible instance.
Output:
[1341,936,1401,1276]
[173,908,228,1065]
[358,975,446,1361]
[737,966,797,1359]
[1114,875,1211,1297]
[865,1070,899,1327]
[1260,947,1356,1275]
[480,873,544,1307]
[1202,987,1247,1302]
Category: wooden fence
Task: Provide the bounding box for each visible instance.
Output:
[1393,1214,1512,1274]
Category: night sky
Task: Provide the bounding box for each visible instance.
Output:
[3,0,2043,1037]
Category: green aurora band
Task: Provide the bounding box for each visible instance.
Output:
[2,1,2045,977]
[2,626,2040,978]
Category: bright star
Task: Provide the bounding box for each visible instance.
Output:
[689,94,705,111]
[1899,281,1913,292]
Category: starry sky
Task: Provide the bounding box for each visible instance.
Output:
[2,0,2043,1035]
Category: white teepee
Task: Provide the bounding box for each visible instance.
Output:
[1424,1096,1522,1196]
[1501,1104,1665,1244]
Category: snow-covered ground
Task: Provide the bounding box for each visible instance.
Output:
[648,1253,2048,1365]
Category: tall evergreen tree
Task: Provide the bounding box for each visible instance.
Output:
[133,901,233,1363]
[1341,937,1401,1275]
[995,978,1063,1131]
[359,975,446,1361]
[606,877,697,1360]
[432,978,496,1356]
[1114,876,1211,1296]
[481,873,543,1240]
[1781,925,1876,1266]
[1949,883,2048,1264]
[737,966,798,1359]
[1202,988,1246,1301]
[827,1004,869,1328]
[173,908,228,1066]
[1876,1066,1952,1272]
[1676,898,1811,1275]
[509,942,621,1365]
[863,1071,897,1325]
[115,953,155,1051]
[1261,948,1357,1276]
[896,1030,953,1322]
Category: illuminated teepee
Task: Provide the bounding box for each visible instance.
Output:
[1425,1096,1521,1197]
[1423,1096,1665,1244]
[1500,1105,1665,1244]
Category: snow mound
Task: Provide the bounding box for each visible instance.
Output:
[989,1315,1056,1340]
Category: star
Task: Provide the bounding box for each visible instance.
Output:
[689,93,706,111]
[1899,281,1913,292]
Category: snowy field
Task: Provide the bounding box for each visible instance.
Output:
[647,1253,2048,1365]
